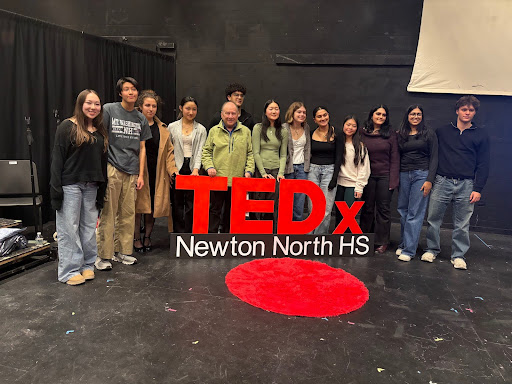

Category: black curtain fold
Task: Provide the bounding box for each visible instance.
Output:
[0,10,176,224]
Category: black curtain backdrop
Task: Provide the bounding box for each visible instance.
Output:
[0,10,176,224]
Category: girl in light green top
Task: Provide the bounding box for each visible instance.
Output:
[251,100,289,226]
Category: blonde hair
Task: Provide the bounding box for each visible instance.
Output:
[285,101,306,125]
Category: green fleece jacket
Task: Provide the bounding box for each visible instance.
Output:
[201,121,255,186]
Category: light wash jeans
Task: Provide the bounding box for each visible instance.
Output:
[308,163,336,234]
[425,175,475,260]
[56,182,98,282]
[397,170,429,257]
[284,163,308,221]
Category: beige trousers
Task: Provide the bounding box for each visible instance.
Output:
[97,164,137,259]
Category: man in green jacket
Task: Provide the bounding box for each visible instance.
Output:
[202,101,255,233]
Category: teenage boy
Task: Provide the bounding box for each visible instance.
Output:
[208,83,255,131]
[422,95,490,270]
[96,77,152,270]
[202,101,254,233]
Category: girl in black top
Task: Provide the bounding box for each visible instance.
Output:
[50,89,108,285]
[307,106,343,234]
[396,105,438,261]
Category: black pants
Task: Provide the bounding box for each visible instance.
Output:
[172,158,193,233]
[360,175,393,245]
[252,168,279,231]
[209,187,232,233]
[334,186,358,229]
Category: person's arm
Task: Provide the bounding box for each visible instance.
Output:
[166,138,178,179]
[103,105,111,130]
[355,145,371,198]
[193,125,207,175]
[50,122,69,211]
[137,141,146,190]
[96,148,108,211]
[328,126,344,190]
[245,130,254,177]
[389,132,400,190]
[422,131,438,196]
[202,130,216,176]
[471,132,490,202]
[277,128,289,180]
[252,124,266,176]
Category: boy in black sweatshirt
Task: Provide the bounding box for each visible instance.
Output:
[422,95,490,270]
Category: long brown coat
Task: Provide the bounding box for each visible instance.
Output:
[135,117,178,231]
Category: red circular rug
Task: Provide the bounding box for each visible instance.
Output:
[225,258,369,317]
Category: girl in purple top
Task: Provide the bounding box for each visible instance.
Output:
[360,104,400,253]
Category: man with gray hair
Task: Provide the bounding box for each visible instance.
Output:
[202,101,254,233]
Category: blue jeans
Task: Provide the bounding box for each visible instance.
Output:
[285,163,308,221]
[425,175,475,260]
[308,163,336,234]
[56,182,99,282]
[397,170,429,257]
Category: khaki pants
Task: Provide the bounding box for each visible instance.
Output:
[97,164,138,259]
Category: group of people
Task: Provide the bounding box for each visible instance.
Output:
[50,77,489,285]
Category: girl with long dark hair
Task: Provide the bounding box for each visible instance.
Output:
[334,115,370,227]
[283,102,311,221]
[50,89,108,285]
[134,90,177,251]
[360,104,400,253]
[252,100,288,226]
[396,105,438,261]
[168,96,207,232]
[309,106,343,234]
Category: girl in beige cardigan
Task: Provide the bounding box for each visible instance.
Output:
[134,90,177,252]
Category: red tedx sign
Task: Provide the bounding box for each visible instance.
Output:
[175,175,363,234]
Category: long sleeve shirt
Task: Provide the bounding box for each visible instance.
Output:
[252,123,288,177]
[337,143,371,193]
[398,130,438,183]
[362,130,400,190]
[201,121,255,187]
[435,123,490,193]
[50,119,107,210]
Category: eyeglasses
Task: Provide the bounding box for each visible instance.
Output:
[231,92,245,98]
[409,113,422,117]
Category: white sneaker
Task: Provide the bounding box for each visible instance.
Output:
[398,254,411,262]
[396,248,402,256]
[95,257,112,270]
[451,258,467,270]
[112,252,137,265]
[421,252,436,263]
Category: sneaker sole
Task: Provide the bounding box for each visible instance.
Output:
[95,262,112,271]
[112,256,136,265]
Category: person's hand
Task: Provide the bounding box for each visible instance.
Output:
[208,168,217,177]
[245,172,252,178]
[191,169,199,176]
[470,191,481,203]
[420,181,432,197]
[136,176,144,190]
[354,191,362,199]
[263,173,275,179]
[277,175,285,182]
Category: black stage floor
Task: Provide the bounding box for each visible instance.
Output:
[0,221,510,384]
